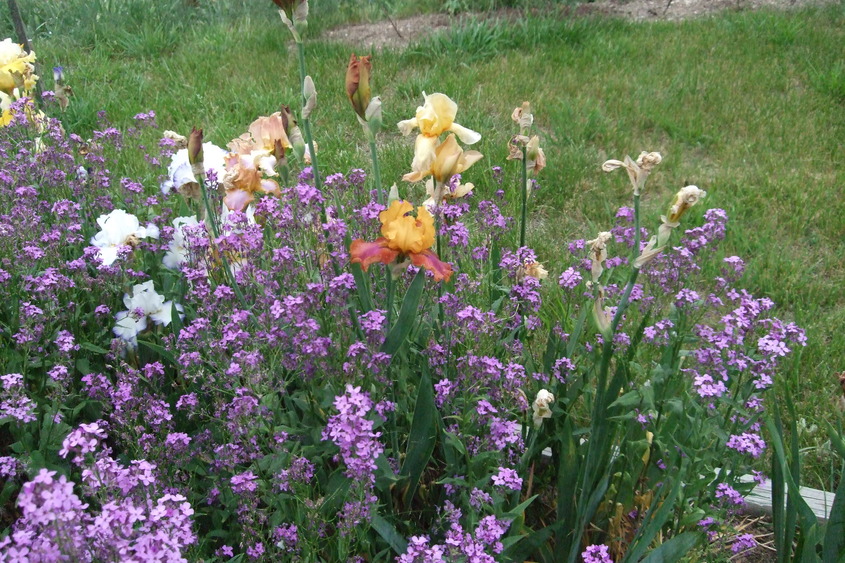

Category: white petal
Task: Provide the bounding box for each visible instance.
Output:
[449,123,481,145]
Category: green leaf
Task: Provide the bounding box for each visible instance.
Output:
[372,513,408,555]
[137,339,177,365]
[351,262,373,314]
[399,364,437,506]
[170,301,183,337]
[822,460,845,562]
[80,341,109,355]
[623,460,687,563]
[639,532,702,563]
[503,494,538,521]
[381,269,426,356]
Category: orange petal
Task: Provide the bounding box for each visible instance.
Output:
[349,238,399,271]
[410,250,453,282]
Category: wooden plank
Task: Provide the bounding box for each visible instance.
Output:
[739,474,834,523]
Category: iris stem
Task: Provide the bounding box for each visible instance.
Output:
[296,42,322,194]
[198,176,247,308]
[633,193,641,259]
[367,130,384,207]
[519,153,529,249]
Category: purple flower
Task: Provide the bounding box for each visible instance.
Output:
[731,533,757,553]
[726,432,766,458]
[582,543,614,563]
[491,467,522,491]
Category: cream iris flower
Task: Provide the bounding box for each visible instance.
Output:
[114,281,182,346]
[161,142,228,195]
[398,93,481,181]
[163,216,199,270]
[90,209,160,266]
[532,389,555,428]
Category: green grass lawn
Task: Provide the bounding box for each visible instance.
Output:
[3,0,844,487]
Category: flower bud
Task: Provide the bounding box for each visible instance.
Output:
[302,75,316,120]
[387,183,400,205]
[188,127,204,165]
[346,54,372,120]
[365,96,383,134]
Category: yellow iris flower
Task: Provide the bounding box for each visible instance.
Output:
[398,92,481,182]
[349,200,452,282]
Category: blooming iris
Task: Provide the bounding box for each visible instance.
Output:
[90,209,160,266]
[221,113,291,211]
[349,200,453,282]
[403,133,483,185]
[0,38,37,95]
[113,281,182,346]
[398,92,481,182]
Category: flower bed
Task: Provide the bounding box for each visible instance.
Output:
[0,3,831,560]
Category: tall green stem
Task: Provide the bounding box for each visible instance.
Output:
[296,42,322,193]
[633,193,641,257]
[367,131,384,207]
[519,154,529,248]
[199,176,246,307]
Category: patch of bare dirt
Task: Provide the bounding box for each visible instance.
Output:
[320,13,452,50]
[319,0,833,49]
[583,0,835,21]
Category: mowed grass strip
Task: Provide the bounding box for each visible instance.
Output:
[3,0,844,486]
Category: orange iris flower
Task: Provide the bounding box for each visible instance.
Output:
[349,200,453,282]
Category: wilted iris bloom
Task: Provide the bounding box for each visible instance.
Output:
[602,151,662,196]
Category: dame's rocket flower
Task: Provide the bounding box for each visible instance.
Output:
[90,209,160,266]
[349,200,453,282]
[398,93,481,181]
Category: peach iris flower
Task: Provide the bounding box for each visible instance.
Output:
[222,113,292,211]
[349,200,453,282]
[398,93,480,182]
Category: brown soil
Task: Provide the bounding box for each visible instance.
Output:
[317,0,834,50]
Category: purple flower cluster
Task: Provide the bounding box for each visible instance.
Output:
[322,385,384,479]
[582,543,614,563]
[726,432,766,458]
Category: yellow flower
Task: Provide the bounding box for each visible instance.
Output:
[349,200,452,282]
[379,200,435,254]
[0,38,36,95]
[398,92,481,180]
[403,134,483,184]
